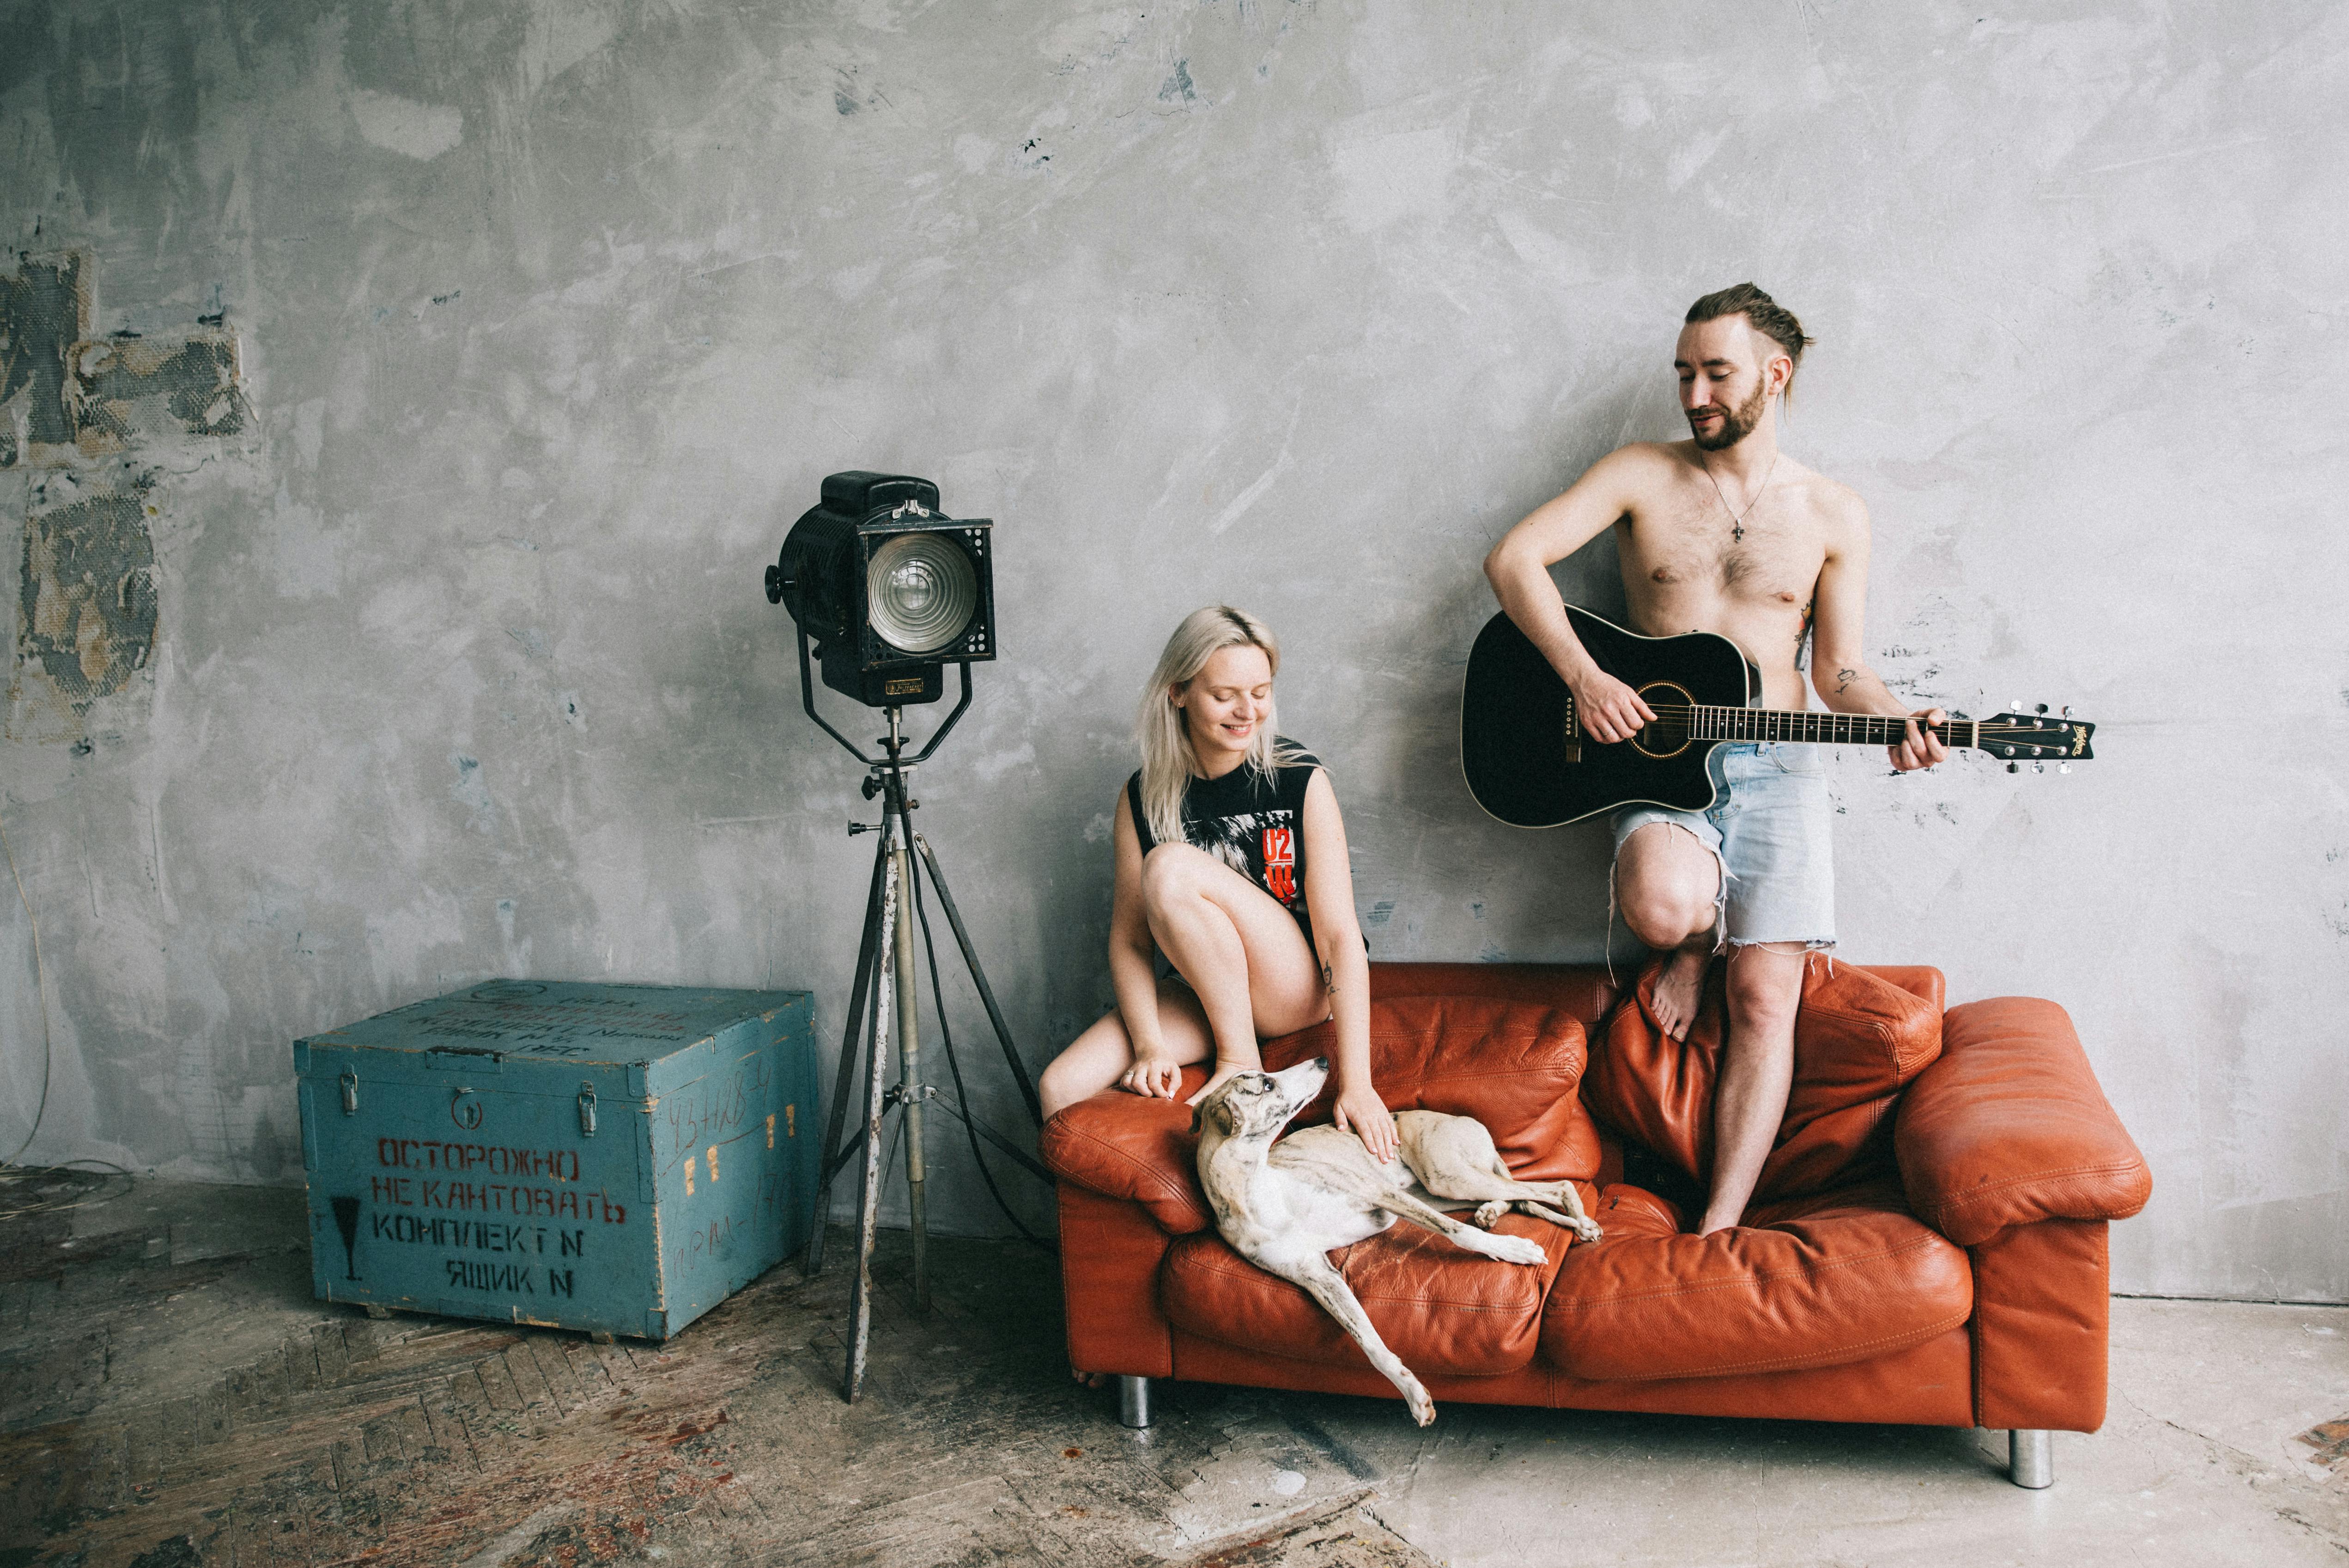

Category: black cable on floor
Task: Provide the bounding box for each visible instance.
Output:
[909,857,1055,1256]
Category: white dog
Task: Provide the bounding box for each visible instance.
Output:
[1191,1057,1603,1425]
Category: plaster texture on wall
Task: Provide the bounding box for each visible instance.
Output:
[0,0,2341,1301]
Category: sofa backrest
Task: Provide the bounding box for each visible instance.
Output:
[1369,961,1618,1021]
[1262,993,1602,1182]
[1366,959,1943,1022]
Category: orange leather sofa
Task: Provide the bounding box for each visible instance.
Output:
[1039,960,2151,1488]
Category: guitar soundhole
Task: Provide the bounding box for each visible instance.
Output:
[1630,681,1697,759]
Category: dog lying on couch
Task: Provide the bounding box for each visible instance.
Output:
[1191,1055,1603,1425]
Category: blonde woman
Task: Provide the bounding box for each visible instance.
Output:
[1038,606,1395,1163]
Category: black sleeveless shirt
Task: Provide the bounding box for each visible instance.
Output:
[1128,745,1322,946]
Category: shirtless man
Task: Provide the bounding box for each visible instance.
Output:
[1483,283,1947,1235]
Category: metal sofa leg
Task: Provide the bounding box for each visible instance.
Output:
[1117,1375,1152,1429]
[2009,1429,2053,1489]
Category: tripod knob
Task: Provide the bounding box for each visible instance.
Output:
[764,563,789,605]
[862,775,882,800]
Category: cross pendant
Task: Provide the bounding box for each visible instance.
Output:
[1731,522,1744,542]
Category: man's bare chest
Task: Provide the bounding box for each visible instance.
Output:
[1616,489,1827,611]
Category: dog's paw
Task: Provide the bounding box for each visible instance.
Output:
[1403,1378,1436,1427]
[1572,1217,1604,1244]
[1484,1234,1548,1266]
[1473,1200,1508,1229]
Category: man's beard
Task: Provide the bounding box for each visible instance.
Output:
[1688,379,1770,451]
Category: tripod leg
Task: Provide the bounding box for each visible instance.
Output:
[894,827,930,1317]
[910,832,1044,1127]
[805,831,890,1278]
[844,835,900,1404]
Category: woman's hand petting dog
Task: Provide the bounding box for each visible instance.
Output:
[1179,1059,1256,1109]
[1332,1080,1398,1164]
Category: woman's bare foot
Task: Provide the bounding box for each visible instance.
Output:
[1072,1368,1110,1388]
[1649,942,1712,1041]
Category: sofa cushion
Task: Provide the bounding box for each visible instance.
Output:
[1161,1199,1590,1376]
[1541,1179,1973,1380]
[1581,956,1943,1202]
[1762,962,1944,1199]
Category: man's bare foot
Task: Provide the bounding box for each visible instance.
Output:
[1071,1368,1109,1388]
[1649,943,1712,1041]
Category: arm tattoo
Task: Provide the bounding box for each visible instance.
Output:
[1322,961,1336,996]
[1834,666,1858,694]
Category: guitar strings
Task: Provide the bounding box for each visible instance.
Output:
[1627,702,2071,738]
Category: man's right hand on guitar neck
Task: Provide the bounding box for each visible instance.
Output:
[1569,663,1657,745]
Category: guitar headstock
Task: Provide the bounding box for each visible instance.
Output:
[1972,707,2094,766]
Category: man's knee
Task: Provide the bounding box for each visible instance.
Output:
[1615,824,1719,947]
[1620,888,1708,950]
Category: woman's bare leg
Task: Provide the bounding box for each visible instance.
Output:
[1038,979,1213,1120]
[1139,845,1327,1060]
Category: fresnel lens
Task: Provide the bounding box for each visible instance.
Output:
[765,472,995,707]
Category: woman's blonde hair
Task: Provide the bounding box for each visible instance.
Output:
[1134,605,1304,848]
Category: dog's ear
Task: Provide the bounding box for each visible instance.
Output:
[1189,1096,1235,1139]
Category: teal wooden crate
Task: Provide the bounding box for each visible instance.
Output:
[292,980,816,1340]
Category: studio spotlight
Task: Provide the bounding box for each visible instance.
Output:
[760,468,1044,1409]
[765,471,995,708]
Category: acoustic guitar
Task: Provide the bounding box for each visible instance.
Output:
[1460,605,2096,829]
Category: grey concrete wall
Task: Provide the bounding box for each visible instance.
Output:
[0,1,2341,1301]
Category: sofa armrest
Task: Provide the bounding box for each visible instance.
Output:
[1894,997,2151,1247]
[1038,1073,1214,1236]
[1058,1183,1177,1379]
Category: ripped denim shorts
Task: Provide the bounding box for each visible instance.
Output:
[1610,742,1836,950]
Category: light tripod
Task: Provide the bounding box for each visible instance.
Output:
[792,638,1050,1403]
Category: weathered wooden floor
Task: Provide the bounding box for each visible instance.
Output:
[0,1171,1432,1568]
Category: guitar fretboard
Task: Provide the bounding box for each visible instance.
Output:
[1689,707,1979,748]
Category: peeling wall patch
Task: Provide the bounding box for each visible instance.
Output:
[0,251,91,462]
[1,250,247,467]
[18,474,159,712]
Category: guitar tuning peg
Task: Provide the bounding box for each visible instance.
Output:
[2058,762,2071,775]
[2033,761,2045,774]
[2035,703,2049,714]
[2061,706,2071,719]
[2006,761,2020,773]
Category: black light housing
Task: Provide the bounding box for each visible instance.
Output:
[765,471,996,707]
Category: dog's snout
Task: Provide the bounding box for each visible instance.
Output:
[1311,1056,1330,1073]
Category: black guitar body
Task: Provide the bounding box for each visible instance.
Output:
[1460,606,1760,828]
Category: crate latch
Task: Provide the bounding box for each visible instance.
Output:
[339,1068,358,1115]
[577,1083,598,1138]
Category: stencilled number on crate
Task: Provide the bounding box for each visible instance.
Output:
[661,1054,771,1179]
